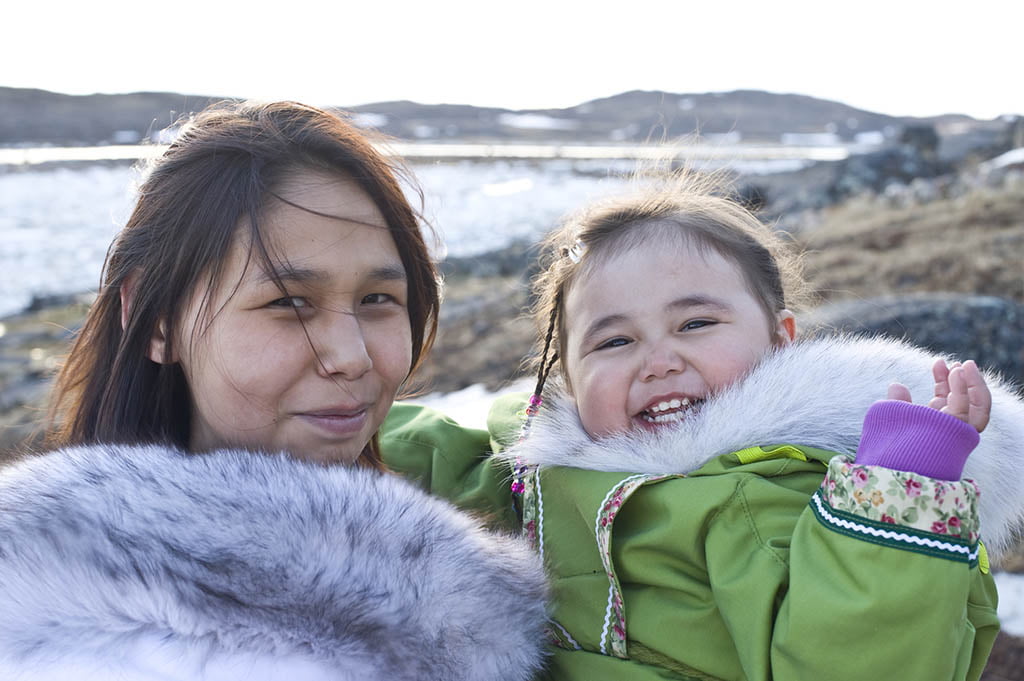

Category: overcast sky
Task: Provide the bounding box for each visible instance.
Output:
[6,0,1020,120]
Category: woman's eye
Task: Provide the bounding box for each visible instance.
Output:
[681,319,714,331]
[596,337,631,350]
[361,293,396,305]
[268,296,309,309]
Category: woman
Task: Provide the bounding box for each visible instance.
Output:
[0,100,546,680]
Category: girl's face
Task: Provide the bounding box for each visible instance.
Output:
[562,238,794,439]
[162,169,413,464]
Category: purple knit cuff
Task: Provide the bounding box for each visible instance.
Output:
[854,400,979,481]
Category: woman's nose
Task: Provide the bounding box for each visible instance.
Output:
[641,343,685,381]
[313,311,372,379]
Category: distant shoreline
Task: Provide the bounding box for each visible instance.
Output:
[0,141,856,168]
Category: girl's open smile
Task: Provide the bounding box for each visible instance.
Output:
[636,394,703,426]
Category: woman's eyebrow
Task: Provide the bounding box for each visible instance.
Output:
[253,263,408,285]
[253,265,324,286]
[366,264,408,282]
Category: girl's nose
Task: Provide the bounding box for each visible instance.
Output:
[314,311,373,379]
[641,344,685,381]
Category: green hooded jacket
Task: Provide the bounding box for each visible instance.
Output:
[380,337,1024,681]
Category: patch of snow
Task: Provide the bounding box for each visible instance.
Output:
[498,113,580,131]
[854,130,886,146]
[995,571,1024,636]
[351,112,388,129]
[112,130,142,144]
[405,378,533,429]
[980,147,1024,171]
[152,127,180,144]
[705,131,742,145]
[782,132,842,146]
[413,125,438,139]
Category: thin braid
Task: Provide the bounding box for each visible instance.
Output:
[532,292,561,399]
[511,292,561,498]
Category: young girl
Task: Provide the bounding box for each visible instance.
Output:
[492,172,1024,681]
[0,100,546,680]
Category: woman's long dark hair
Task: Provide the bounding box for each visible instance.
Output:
[47,100,440,468]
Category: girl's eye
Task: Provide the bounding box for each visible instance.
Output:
[596,337,631,350]
[681,319,715,331]
[268,296,309,309]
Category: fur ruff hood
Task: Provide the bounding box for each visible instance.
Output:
[0,445,548,681]
[506,335,1024,558]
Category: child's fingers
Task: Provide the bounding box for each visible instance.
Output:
[887,383,912,402]
[962,360,992,433]
[943,366,970,423]
[932,359,952,400]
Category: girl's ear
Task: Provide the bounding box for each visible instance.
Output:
[120,272,175,364]
[774,309,797,345]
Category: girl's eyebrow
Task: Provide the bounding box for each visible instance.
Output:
[666,294,734,312]
[580,313,628,347]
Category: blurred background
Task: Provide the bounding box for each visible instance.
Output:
[1,2,1022,675]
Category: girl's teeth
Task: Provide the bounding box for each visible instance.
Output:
[643,410,685,424]
[649,397,690,413]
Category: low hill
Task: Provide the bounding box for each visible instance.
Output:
[0,85,1008,147]
[0,88,219,146]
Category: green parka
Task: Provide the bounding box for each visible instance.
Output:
[381,337,1024,681]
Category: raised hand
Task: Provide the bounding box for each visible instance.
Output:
[886,359,991,433]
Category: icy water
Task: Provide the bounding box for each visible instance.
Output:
[0,155,813,319]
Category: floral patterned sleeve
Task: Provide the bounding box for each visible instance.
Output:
[811,456,982,563]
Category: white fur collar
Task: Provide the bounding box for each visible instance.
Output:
[0,445,548,681]
[506,335,1024,558]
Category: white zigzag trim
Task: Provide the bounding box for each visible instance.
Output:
[550,619,581,650]
[600,582,615,656]
[536,472,546,564]
[812,492,979,561]
[595,474,646,656]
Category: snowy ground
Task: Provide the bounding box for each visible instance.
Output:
[411,382,1024,637]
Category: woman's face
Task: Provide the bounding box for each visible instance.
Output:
[165,169,413,464]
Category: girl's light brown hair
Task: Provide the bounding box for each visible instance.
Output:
[47,100,440,469]
[529,169,811,394]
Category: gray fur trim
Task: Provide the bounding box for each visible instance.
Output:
[0,445,548,680]
[504,335,1024,558]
